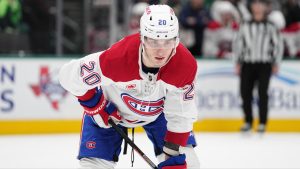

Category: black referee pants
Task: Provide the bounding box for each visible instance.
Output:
[240,63,272,125]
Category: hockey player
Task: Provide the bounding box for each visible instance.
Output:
[59,4,200,169]
[202,0,240,58]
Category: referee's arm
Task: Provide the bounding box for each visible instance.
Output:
[232,24,246,74]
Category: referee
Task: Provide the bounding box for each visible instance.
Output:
[233,0,283,133]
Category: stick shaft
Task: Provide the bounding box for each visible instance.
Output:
[108,119,158,169]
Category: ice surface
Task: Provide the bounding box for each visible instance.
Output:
[0,132,299,168]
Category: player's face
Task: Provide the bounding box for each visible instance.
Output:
[143,37,176,68]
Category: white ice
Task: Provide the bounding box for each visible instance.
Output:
[0,132,299,169]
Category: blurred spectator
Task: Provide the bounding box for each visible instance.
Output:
[282,22,300,58]
[179,0,211,57]
[202,0,239,58]
[0,0,22,33]
[22,0,54,54]
[129,2,148,34]
[210,0,240,23]
[282,0,300,27]
[280,0,300,58]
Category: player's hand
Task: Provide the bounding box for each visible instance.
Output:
[159,139,187,169]
[158,154,187,169]
[78,88,121,128]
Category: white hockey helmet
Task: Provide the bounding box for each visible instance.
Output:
[268,10,285,30]
[211,1,240,23]
[132,2,149,16]
[140,5,179,47]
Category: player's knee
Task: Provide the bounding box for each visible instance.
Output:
[79,157,115,169]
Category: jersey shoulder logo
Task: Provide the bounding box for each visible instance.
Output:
[121,93,165,116]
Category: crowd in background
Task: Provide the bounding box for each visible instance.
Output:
[130,0,300,59]
[1,0,300,59]
[0,0,54,54]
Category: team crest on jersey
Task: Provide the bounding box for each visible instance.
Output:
[121,93,165,116]
[86,141,96,149]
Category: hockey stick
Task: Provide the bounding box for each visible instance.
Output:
[108,119,158,169]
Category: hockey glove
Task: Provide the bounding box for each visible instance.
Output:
[158,154,187,169]
[78,88,121,128]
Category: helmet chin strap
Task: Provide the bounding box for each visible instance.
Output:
[142,44,176,68]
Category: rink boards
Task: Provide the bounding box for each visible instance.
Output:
[0,58,300,134]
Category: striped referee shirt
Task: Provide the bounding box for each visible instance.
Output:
[233,20,283,64]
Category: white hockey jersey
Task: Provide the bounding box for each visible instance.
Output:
[202,20,239,58]
[59,33,198,134]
